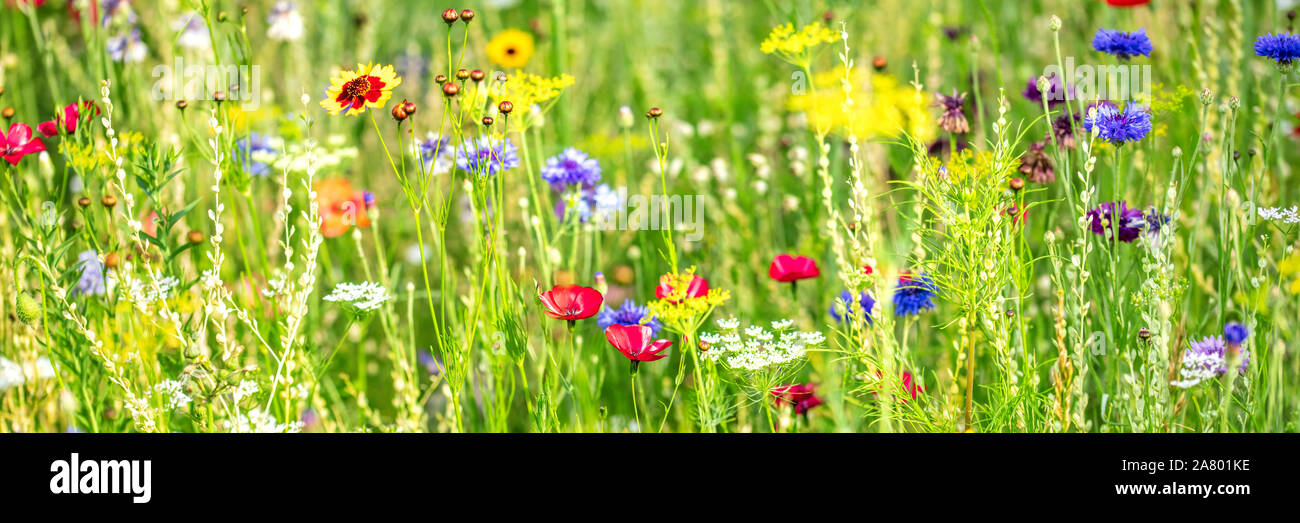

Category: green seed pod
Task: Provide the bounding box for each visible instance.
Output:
[16,292,41,325]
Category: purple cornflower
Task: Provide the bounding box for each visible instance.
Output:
[1023,74,1069,107]
[106,27,148,63]
[235,133,275,177]
[893,273,937,317]
[73,250,107,297]
[1254,33,1300,66]
[1083,103,1152,144]
[1143,206,1171,235]
[1223,322,1249,346]
[540,148,602,190]
[1092,28,1153,59]
[935,90,970,134]
[1048,112,1079,149]
[455,136,520,176]
[597,300,662,337]
[1088,201,1145,243]
[1172,335,1249,388]
[830,290,875,324]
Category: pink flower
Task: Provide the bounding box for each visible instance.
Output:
[604,324,671,373]
[2,123,46,165]
[38,101,98,137]
[538,284,604,325]
[768,254,820,283]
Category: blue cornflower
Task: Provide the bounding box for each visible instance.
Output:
[540,148,602,190]
[1144,206,1171,235]
[73,250,107,297]
[236,133,275,177]
[416,132,452,172]
[454,136,520,176]
[597,299,662,337]
[893,273,937,317]
[829,290,875,324]
[1092,28,1153,59]
[556,183,620,223]
[1083,103,1152,144]
[1254,33,1300,66]
[1223,322,1249,346]
[106,27,148,63]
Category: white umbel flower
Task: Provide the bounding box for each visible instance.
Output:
[323,281,391,313]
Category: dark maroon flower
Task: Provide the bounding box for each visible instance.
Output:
[1018,141,1055,183]
[1022,74,1070,107]
[1048,112,1079,149]
[935,90,970,134]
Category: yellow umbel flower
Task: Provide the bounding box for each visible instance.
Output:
[648,268,730,334]
[761,22,837,64]
[487,29,535,69]
[320,63,402,116]
[786,67,935,141]
[941,148,1017,187]
[487,71,575,130]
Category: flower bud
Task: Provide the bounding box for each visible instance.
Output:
[1049,15,1061,32]
[101,195,118,208]
[872,56,887,71]
[1,107,13,119]
[1009,177,1025,191]
[647,107,663,118]
[1199,88,1214,106]
[481,116,494,126]
[498,101,514,114]
[187,230,206,244]
[442,82,460,97]
[403,100,417,115]
[434,74,448,84]
[175,100,188,110]
[441,8,459,24]
[460,9,475,22]
[391,103,408,122]
[470,69,485,82]
[16,292,41,325]
[456,68,470,80]
[104,252,120,269]
[618,106,633,128]
[77,197,91,208]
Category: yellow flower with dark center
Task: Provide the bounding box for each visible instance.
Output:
[487,29,535,69]
[320,63,402,116]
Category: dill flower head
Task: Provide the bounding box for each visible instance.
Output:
[1087,201,1144,243]
[541,147,602,190]
[892,272,937,316]
[648,269,730,333]
[698,319,824,372]
[597,299,663,338]
[1254,32,1300,67]
[320,63,403,117]
[760,21,837,63]
[454,136,520,176]
[935,90,970,134]
[323,281,391,314]
[1083,103,1152,144]
[1171,335,1249,388]
[829,290,874,324]
[486,29,535,68]
[785,69,935,141]
[1091,28,1153,59]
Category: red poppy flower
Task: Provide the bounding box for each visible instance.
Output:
[769,254,820,282]
[875,370,925,402]
[538,284,603,324]
[38,101,97,137]
[605,324,671,373]
[1103,0,1150,6]
[654,273,709,304]
[771,383,823,415]
[1,123,46,165]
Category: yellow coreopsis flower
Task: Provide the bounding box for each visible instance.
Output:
[320,63,402,116]
[786,67,935,142]
[487,29,535,68]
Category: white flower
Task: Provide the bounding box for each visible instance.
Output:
[1258,205,1300,224]
[0,357,24,391]
[226,408,303,433]
[267,2,306,41]
[233,380,259,402]
[152,380,193,410]
[174,11,211,49]
[323,281,391,313]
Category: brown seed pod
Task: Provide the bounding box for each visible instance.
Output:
[187,230,206,244]
[77,197,92,208]
[497,101,514,114]
[441,8,459,24]
[1009,177,1025,191]
[442,82,460,97]
[101,195,118,208]
[104,252,120,269]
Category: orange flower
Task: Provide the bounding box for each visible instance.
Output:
[315,178,371,238]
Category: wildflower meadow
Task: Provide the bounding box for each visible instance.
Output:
[3,0,1300,437]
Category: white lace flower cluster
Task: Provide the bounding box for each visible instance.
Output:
[225,408,303,433]
[1258,205,1300,224]
[124,275,179,309]
[699,317,825,371]
[323,281,391,314]
[152,379,192,410]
